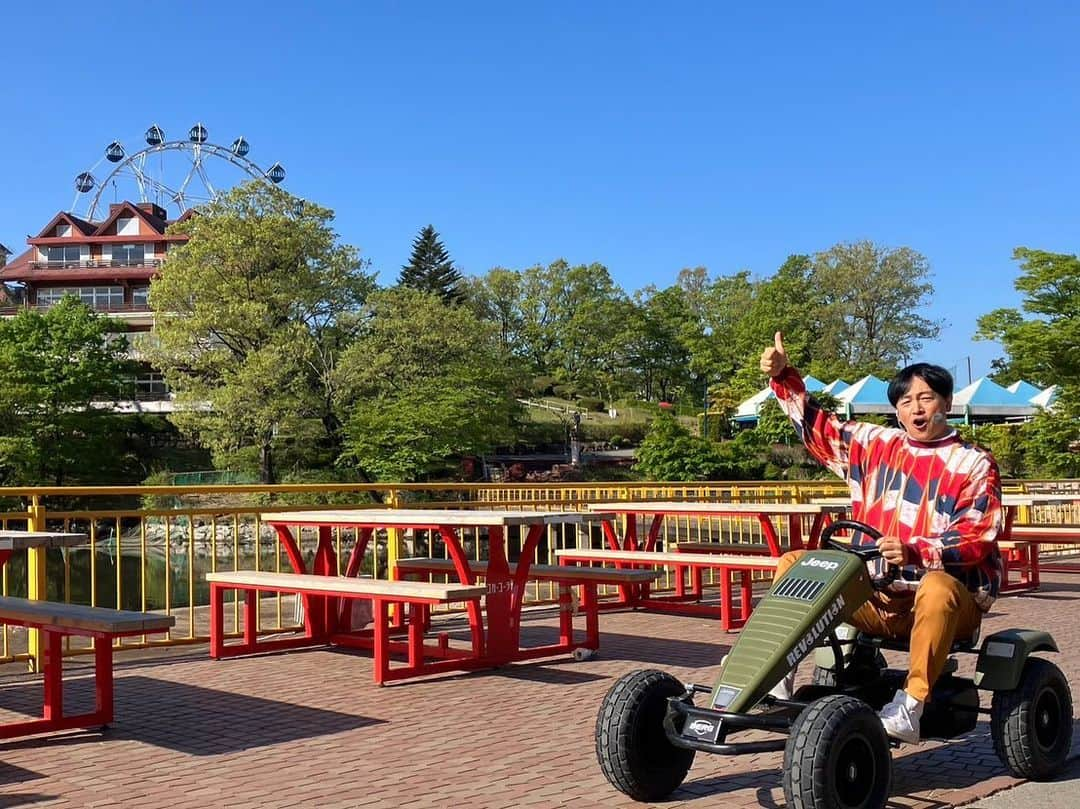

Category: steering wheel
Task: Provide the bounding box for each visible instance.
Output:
[819,518,899,590]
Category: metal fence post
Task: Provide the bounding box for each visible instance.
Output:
[26,495,46,673]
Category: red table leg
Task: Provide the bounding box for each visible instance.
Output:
[757,517,783,556]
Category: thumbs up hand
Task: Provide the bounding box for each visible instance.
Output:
[760,331,789,378]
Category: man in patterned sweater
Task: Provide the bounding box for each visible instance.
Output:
[760,332,1004,743]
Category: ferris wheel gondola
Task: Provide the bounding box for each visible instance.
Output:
[71,122,287,220]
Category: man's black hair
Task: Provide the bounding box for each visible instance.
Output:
[887,363,954,407]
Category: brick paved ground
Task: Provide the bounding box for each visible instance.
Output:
[1,569,1078,809]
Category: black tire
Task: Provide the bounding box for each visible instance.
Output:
[991,658,1073,780]
[595,669,695,801]
[783,694,892,809]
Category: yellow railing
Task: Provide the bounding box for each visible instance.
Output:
[0,479,1076,666]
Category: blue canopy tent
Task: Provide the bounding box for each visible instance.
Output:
[835,375,893,417]
[732,375,827,423]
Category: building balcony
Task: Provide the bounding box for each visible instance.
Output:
[0,261,161,283]
[0,302,154,319]
[28,259,163,270]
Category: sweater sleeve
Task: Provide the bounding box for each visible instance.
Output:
[769,367,887,481]
[906,454,1004,569]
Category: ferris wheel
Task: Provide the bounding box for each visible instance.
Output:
[71,122,287,220]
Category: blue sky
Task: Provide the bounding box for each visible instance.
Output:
[2,2,1077,385]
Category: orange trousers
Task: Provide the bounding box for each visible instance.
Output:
[775,550,984,702]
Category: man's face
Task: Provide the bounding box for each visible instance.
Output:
[895,376,952,441]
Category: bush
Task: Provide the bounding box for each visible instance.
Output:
[577,397,603,412]
[579,419,649,445]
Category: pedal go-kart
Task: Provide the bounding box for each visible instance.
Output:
[595,520,1074,808]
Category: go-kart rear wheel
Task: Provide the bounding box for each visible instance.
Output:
[991,658,1073,780]
[783,694,892,809]
[595,669,694,801]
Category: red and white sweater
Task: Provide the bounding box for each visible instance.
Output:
[770,367,1004,610]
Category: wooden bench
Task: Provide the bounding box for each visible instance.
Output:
[554,549,779,630]
[0,597,174,739]
[206,571,487,685]
[394,558,662,656]
[1001,525,1080,589]
[672,541,773,555]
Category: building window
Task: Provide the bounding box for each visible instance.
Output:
[112,244,145,266]
[132,286,150,306]
[37,286,124,310]
[45,245,81,266]
[116,217,138,236]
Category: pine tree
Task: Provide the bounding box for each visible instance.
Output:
[399,225,465,303]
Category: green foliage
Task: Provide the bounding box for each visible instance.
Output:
[577,397,603,412]
[578,418,649,446]
[399,225,465,304]
[976,248,1080,388]
[0,298,135,485]
[1018,406,1080,478]
[633,413,732,481]
[335,287,523,481]
[810,242,941,378]
[754,397,795,445]
[147,181,376,484]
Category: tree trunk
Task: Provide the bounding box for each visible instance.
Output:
[259,442,275,484]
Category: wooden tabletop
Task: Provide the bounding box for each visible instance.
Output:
[0,531,89,551]
[583,501,847,515]
[260,508,615,528]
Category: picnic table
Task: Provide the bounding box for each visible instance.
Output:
[235,508,613,681]
[1,530,90,666]
[0,529,176,739]
[584,500,850,555]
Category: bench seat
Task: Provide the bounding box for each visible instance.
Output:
[672,541,772,555]
[206,570,486,602]
[206,570,489,685]
[0,597,174,740]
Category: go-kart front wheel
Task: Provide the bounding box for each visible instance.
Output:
[991,658,1073,779]
[783,694,892,809]
[595,669,694,801]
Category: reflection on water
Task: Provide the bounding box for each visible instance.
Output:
[1,545,322,612]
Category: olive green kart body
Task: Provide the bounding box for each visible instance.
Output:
[595,521,1074,808]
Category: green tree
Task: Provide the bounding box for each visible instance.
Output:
[517,260,634,401]
[976,248,1080,387]
[1020,409,1080,478]
[0,298,133,485]
[399,225,465,303]
[625,284,694,402]
[811,241,941,378]
[334,287,523,481]
[976,248,1080,478]
[466,267,523,351]
[632,411,730,481]
[727,255,824,395]
[147,181,376,484]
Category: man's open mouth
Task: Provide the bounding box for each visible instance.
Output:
[912,417,928,430]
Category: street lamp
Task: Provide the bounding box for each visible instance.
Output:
[702,326,713,440]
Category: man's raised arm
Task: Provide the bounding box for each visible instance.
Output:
[760,332,882,479]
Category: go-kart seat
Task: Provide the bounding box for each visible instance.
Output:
[856,624,981,655]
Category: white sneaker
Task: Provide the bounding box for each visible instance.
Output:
[879,689,923,744]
